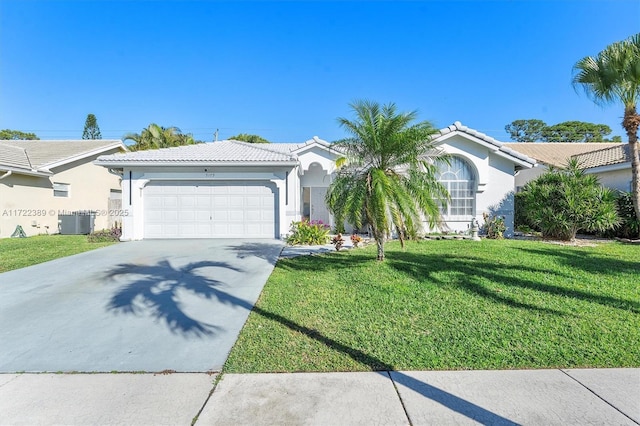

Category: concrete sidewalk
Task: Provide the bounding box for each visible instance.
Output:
[1,368,637,425]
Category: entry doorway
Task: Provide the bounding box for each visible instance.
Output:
[302,187,331,226]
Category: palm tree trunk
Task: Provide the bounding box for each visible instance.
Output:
[623,106,640,236]
[376,237,385,261]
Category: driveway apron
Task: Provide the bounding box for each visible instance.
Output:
[0,239,283,373]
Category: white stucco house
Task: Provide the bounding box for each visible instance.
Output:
[0,140,126,238]
[94,122,535,241]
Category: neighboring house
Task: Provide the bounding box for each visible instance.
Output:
[502,142,622,191]
[0,140,127,238]
[572,144,632,192]
[95,123,535,240]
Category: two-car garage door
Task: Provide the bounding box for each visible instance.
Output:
[143,181,277,239]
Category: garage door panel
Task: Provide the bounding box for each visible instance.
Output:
[163,210,179,221]
[178,223,197,236]
[229,196,244,208]
[211,186,229,194]
[195,211,211,221]
[228,224,244,235]
[180,197,196,208]
[163,196,179,208]
[212,211,228,221]
[163,224,179,236]
[229,210,244,221]
[213,195,228,207]
[196,196,212,208]
[178,211,196,221]
[245,210,260,221]
[194,186,210,195]
[144,181,276,239]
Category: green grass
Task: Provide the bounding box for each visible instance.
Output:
[225,239,640,373]
[0,234,116,273]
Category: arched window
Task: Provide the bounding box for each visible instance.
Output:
[436,157,475,217]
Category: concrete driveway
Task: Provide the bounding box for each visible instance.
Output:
[0,239,283,373]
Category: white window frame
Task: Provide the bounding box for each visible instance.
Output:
[53,182,70,198]
[436,157,476,219]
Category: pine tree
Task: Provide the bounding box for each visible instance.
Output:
[82,114,102,139]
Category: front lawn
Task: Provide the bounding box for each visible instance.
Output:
[0,234,116,273]
[225,239,640,373]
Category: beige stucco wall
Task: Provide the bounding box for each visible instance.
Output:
[0,150,122,238]
[589,168,632,192]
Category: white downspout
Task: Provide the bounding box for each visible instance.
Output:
[0,171,12,180]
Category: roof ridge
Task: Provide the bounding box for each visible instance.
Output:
[228,140,297,160]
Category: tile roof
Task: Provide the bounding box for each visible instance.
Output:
[572,144,631,169]
[435,122,536,166]
[0,140,124,171]
[95,140,299,165]
[236,137,337,154]
[502,142,621,168]
[0,143,32,170]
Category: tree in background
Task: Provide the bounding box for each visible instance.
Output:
[573,33,640,231]
[326,100,449,261]
[540,121,612,142]
[504,119,547,142]
[0,129,39,140]
[228,133,269,143]
[505,119,620,142]
[123,123,200,151]
[520,159,619,241]
[82,114,102,139]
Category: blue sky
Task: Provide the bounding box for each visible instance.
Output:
[1,0,638,143]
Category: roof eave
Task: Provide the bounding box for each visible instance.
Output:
[94,160,300,168]
[42,142,127,170]
[0,164,53,177]
[583,161,631,173]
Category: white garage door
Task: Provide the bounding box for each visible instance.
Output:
[144,181,277,239]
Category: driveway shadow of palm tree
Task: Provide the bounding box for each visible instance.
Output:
[105,260,249,337]
[226,241,283,265]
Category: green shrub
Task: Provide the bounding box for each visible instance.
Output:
[514,191,538,231]
[605,192,640,239]
[87,227,122,243]
[519,160,619,240]
[286,219,330,245]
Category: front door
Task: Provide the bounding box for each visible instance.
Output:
[309,187,330,227]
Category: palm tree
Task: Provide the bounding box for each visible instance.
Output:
[572,33,640,230]
[326,100,449,261]
[123,123,198,151]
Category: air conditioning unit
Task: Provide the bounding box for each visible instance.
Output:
[58,211,95,235]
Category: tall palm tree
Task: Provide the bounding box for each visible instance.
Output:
[572,33,640,229]
[123,123,197,151]
[326,100,449,261]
